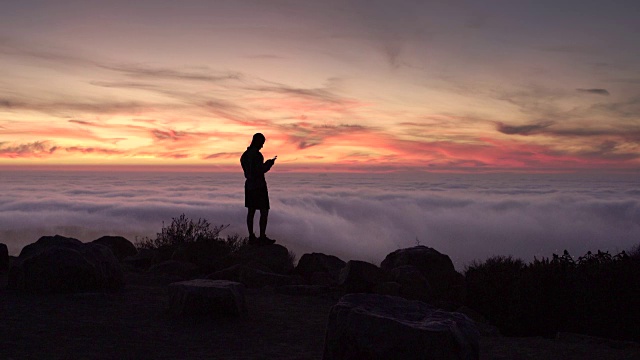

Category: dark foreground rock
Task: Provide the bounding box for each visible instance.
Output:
[2,267,639,359]
[215,244,293,274]
[123,248,157,269]
[92,236,137,261]
[381,246,465,307]
[148,260,198,279]
[207,264,302,288]
[296,253,346,284]
[8,235,124,293]
[338,260,383,293]
[389,265,433,302]
[323,293,479,360]
[168,279,246,318]
[0,243,8,271]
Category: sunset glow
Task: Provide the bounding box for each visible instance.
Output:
[1,1,638,172]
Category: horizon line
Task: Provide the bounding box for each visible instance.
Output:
[1,164,638,175]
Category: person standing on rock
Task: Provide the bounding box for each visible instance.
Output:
[241,133,277,245]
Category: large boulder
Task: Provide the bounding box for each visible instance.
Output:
[8,235,124,293]
[0,243,8,271]
[389,265,433,302]
[323,293,479,360]
[207,264,302,288]
[148,260,198,279]
[123,248,157,269]
[171,239,237,273]
[296,253,346,284]
[92,236,137,261]
[338,260,384,293]
[19,235,82,258]
[168,279,246,317]
[381,246,464,306]
[215,244,293,275]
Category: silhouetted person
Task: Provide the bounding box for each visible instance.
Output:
[241,133,277,245]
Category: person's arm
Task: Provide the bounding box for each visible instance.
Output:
[262,154,276,173]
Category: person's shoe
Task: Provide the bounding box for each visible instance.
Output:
[258,235,275,245]
[248,233,259,245]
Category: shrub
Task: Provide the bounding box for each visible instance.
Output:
[464,249,640,341]
[135,214,247,269]
[136,214,230,249]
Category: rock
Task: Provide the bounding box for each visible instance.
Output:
[338,260,384,293]
[79,241,126,290]
[276,285,334,296]
[171,239,236,273]
[8,235,124,293]
[310,271,337,286]
[19,235,83,258]
[296,253,346,283]
[0,243,8,271]
[92,236,137,261]
[323,293,480,360]
[456,306,501,337]
[389,265,433,302]
[148,260,198,279]
[207,264,302,288]
[123,248,157,269]
[167,279,246,317]
[373,282,401,296]
[381,246,464,306]
[215,244,293,274]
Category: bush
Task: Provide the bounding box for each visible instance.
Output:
[465,249,640,341]
[136,214,230,249]
[135,214,247,269]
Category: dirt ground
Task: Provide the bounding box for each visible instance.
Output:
[2,271,639,360]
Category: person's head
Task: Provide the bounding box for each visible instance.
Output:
[250,133,266,149]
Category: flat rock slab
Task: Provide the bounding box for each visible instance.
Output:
[323,293,480,360]
[168,279,247,318]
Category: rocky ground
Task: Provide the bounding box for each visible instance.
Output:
[2,271,639,360]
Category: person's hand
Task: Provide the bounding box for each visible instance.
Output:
[266,156,277,165]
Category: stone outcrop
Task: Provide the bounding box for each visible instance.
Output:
[323,293,480,360]
[381,246,464,306]
[276,285,334,296]
[92,236,137,261]
[296,253,346,285]
[207,264,302,288]
[148,260,198,279]
[215,244,293,275]
[338,260,384,293]
[0,243,8,271]
[389,265,433,302]
[167,279,246,317]
[123,248,157,269]
[9,235,124,293]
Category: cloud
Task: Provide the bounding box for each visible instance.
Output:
[248,83,344,104]
[279,123,371,149]
[496,121,554,135]
[577,88,610,96]
[101,64,243,83]
[0,141,57,158]
[151,129,188,141]
[0,98,154,116]
[1,172,638,270]
[202,152,241,160]
[64,146,123,155]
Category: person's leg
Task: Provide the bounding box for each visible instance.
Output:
[259,208,269,238]
[247,208,257,237]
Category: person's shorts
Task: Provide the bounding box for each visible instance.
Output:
[245,187,270,209]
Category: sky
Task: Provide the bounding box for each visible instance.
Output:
[1,0,639,171]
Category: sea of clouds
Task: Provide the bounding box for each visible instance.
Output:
[1,171,638,269]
